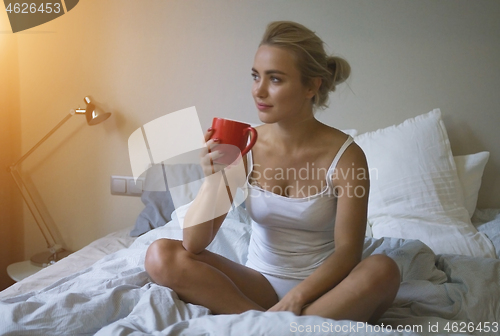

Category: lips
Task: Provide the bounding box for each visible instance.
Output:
[256,102,272,110]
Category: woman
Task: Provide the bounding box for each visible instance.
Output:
[145,21,400,324]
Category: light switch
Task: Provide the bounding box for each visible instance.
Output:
[111,178,127,194]
[127,178,143,195]
[110,176,145,196]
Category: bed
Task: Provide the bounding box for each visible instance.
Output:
[1,109,499,336]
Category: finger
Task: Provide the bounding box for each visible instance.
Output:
[201,150,223,164]
[200,152,211,167]
[204,128,214,142]
[206,138,220,152]
[209,151,227,169]
[199,144,209,158]
[267,303,279,312]
[199,139,220,159]
[201,151,226,172]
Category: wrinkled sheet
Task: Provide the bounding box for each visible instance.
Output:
[0,227,136,300]
[473,208,500,258]
[1,210,499,336]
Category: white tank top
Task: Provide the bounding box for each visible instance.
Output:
[244,135,354,280]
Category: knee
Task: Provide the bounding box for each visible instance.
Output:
[364,254,401,293]
[145,238,185,287]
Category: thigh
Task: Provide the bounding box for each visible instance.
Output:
[189,244,280,309]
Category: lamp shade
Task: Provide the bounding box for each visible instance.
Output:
[84,96,111,125]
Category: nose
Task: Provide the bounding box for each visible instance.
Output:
[253,79,268,99]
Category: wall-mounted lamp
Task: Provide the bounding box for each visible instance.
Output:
[9,96,111,267]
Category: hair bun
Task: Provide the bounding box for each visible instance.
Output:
[327,56,351,91]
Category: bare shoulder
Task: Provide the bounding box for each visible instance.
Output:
[338,141,367,169]
[322,125,363,154]
[321,125,368,183]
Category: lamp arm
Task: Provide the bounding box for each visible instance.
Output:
[10,166,57,249]
[9,112,75,251]
[12,112,74,167]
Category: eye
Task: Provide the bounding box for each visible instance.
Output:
[270,76,281,83]
[251,73,259,81]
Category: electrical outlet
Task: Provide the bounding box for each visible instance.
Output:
[110,176,145,196]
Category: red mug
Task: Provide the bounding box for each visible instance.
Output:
[210,118,258,165]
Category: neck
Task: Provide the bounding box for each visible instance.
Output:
[269,113,321,150]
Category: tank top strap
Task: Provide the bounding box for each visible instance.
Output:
[326,135,354,189]
[246,134,255,182]
[246,148,254,181]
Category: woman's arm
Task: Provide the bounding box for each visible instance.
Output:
[269,143,369,313]
[182,130,249,254]
[182,175,232,254]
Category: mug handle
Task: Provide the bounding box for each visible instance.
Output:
[241,127,258,156]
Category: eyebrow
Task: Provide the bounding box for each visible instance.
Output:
[251,68,287,76]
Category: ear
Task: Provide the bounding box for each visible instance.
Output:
[305,77,322,99]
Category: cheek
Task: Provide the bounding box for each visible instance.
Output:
[272,85,294,102]
[251,83,257,97]
[276,85,305,105]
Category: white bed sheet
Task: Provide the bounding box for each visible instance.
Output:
[473,208,500,258]
[1,208,500,335]
[0,226,136,300]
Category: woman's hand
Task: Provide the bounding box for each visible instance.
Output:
[267,292,305,316]
[198,127,246,206]
[200,128,226,177]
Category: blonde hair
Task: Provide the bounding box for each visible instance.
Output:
[260,21,350,109]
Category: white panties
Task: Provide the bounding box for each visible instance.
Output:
[260,273,302,301]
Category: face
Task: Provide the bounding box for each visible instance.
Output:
[251,45,316,124]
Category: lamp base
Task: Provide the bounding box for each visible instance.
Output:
[30,249,72,267]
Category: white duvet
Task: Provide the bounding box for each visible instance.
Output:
[1,208,499,336]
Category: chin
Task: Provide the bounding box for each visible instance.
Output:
[258,112,277,124]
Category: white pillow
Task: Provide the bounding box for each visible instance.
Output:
[454,152,490,218]
[355,109,495,258]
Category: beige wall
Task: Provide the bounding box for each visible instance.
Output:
[0,12,23,290]
[7,0,500,257]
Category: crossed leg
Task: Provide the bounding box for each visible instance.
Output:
[302,254,400,324]
[145,238,279,314]
[145,238,400,323]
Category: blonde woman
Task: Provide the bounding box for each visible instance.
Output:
[145,21,400,324]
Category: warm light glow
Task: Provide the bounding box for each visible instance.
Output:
[0,3,9,31]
